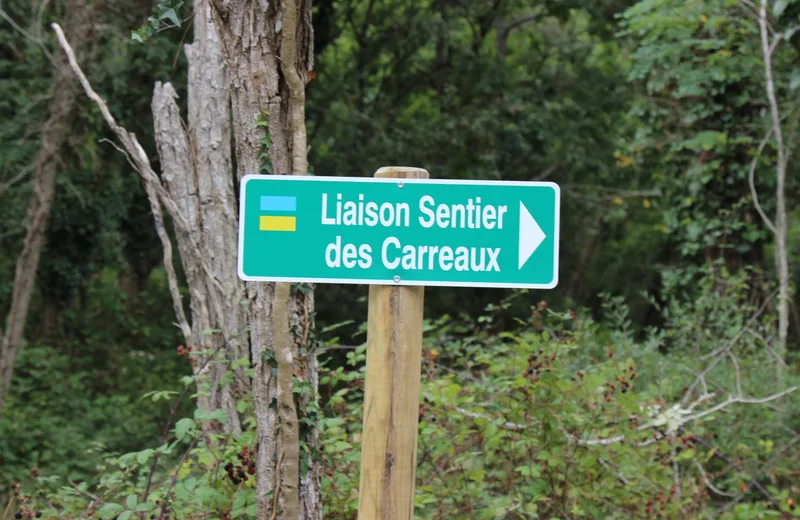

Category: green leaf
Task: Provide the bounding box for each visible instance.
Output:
[175,417,195,440]
[98,503,125,516]
[136,449,155,465]
[159,7,182,27]
[184,477,198,492]
[118,511,133,520]
[194,408,226,423]
[773,0,789,17]
[136,502,156,512]
[676,448,696,461]
[468,468,486,482]
[233,493,247,510]
[245,503,258,517]
[126,494,138,509]
[443,383,461,401]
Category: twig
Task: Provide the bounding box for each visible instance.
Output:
[142,325,250,502]
[51,22,194,345]
[671,445,681,504]
[0,4,57,66]
[574,386,797,446]
[685,392,716,413]
[685,291,776,406]
[683,386,797,425]
[421,391,529,431]
[141,383,193,502]
[745,328,788,368]
[738,0,776,35]
[0,165,33,197]
[158,436,200,518]
[694,436,790,518]
[52,22,226,300]
[3,494,15,520]
[728,351,743,397]
[748,128,777,234]
[694,461,737,497]
[270,451,284,520]
[423,358,482,383]
[717,431,800,517]
[497,502,521,518]
[598,458,630,486]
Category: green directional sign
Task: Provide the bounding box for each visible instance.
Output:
[237,175,560,288]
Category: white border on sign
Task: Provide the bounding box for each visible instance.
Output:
[237,175,561,289]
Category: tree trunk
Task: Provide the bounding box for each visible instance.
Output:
[0,0,91,413]
[211,1,321,518]
[759,0,791,374]
[151,0,249,434]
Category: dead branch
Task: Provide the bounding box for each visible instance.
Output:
[51,22,192,343]
[748,128,777,234]
[759,0,791,370]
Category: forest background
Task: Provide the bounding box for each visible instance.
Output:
[1,0,800,518]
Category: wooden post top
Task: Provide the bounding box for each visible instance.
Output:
[374,166,430,179]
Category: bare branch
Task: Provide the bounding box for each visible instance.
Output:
[51,22,193,343]
[685,392,716,413]
[0,3,57,66]
[684,292,775,406]
[694,461,737,497]
[0,165,33,196]
[575,386,797,447]
[422,392,529,431]
[748,128,777,234]
[745,328,788,368]
[760,0,791,370]
[738,0,776,35]
[671,445,681,503]
[598,458,630,486]
[728,351,743,398]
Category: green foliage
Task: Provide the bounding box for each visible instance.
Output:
[2,267,798,519]
[618,0,799,263]
[131,1,186,43]
[0,268,186,490]
[318,271,798,519]
[2,0,800,517]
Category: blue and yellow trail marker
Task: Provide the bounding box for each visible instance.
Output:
[258,195,297,232]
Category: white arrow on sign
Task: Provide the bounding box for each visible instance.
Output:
[518,201,546,269]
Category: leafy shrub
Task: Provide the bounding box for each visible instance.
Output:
[3,266,798,520]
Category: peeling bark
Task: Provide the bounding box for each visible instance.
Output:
[211,0,321,517]
[151,0,248,434]
[0,0,91,413]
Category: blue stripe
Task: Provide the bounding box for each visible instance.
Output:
[260,196,297,212]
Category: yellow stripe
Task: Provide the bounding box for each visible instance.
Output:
[260,215,296,231]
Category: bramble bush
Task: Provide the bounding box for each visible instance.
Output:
[2,265,798,519]
[320,266,799,519]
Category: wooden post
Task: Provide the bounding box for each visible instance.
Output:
[358,166,429,520]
